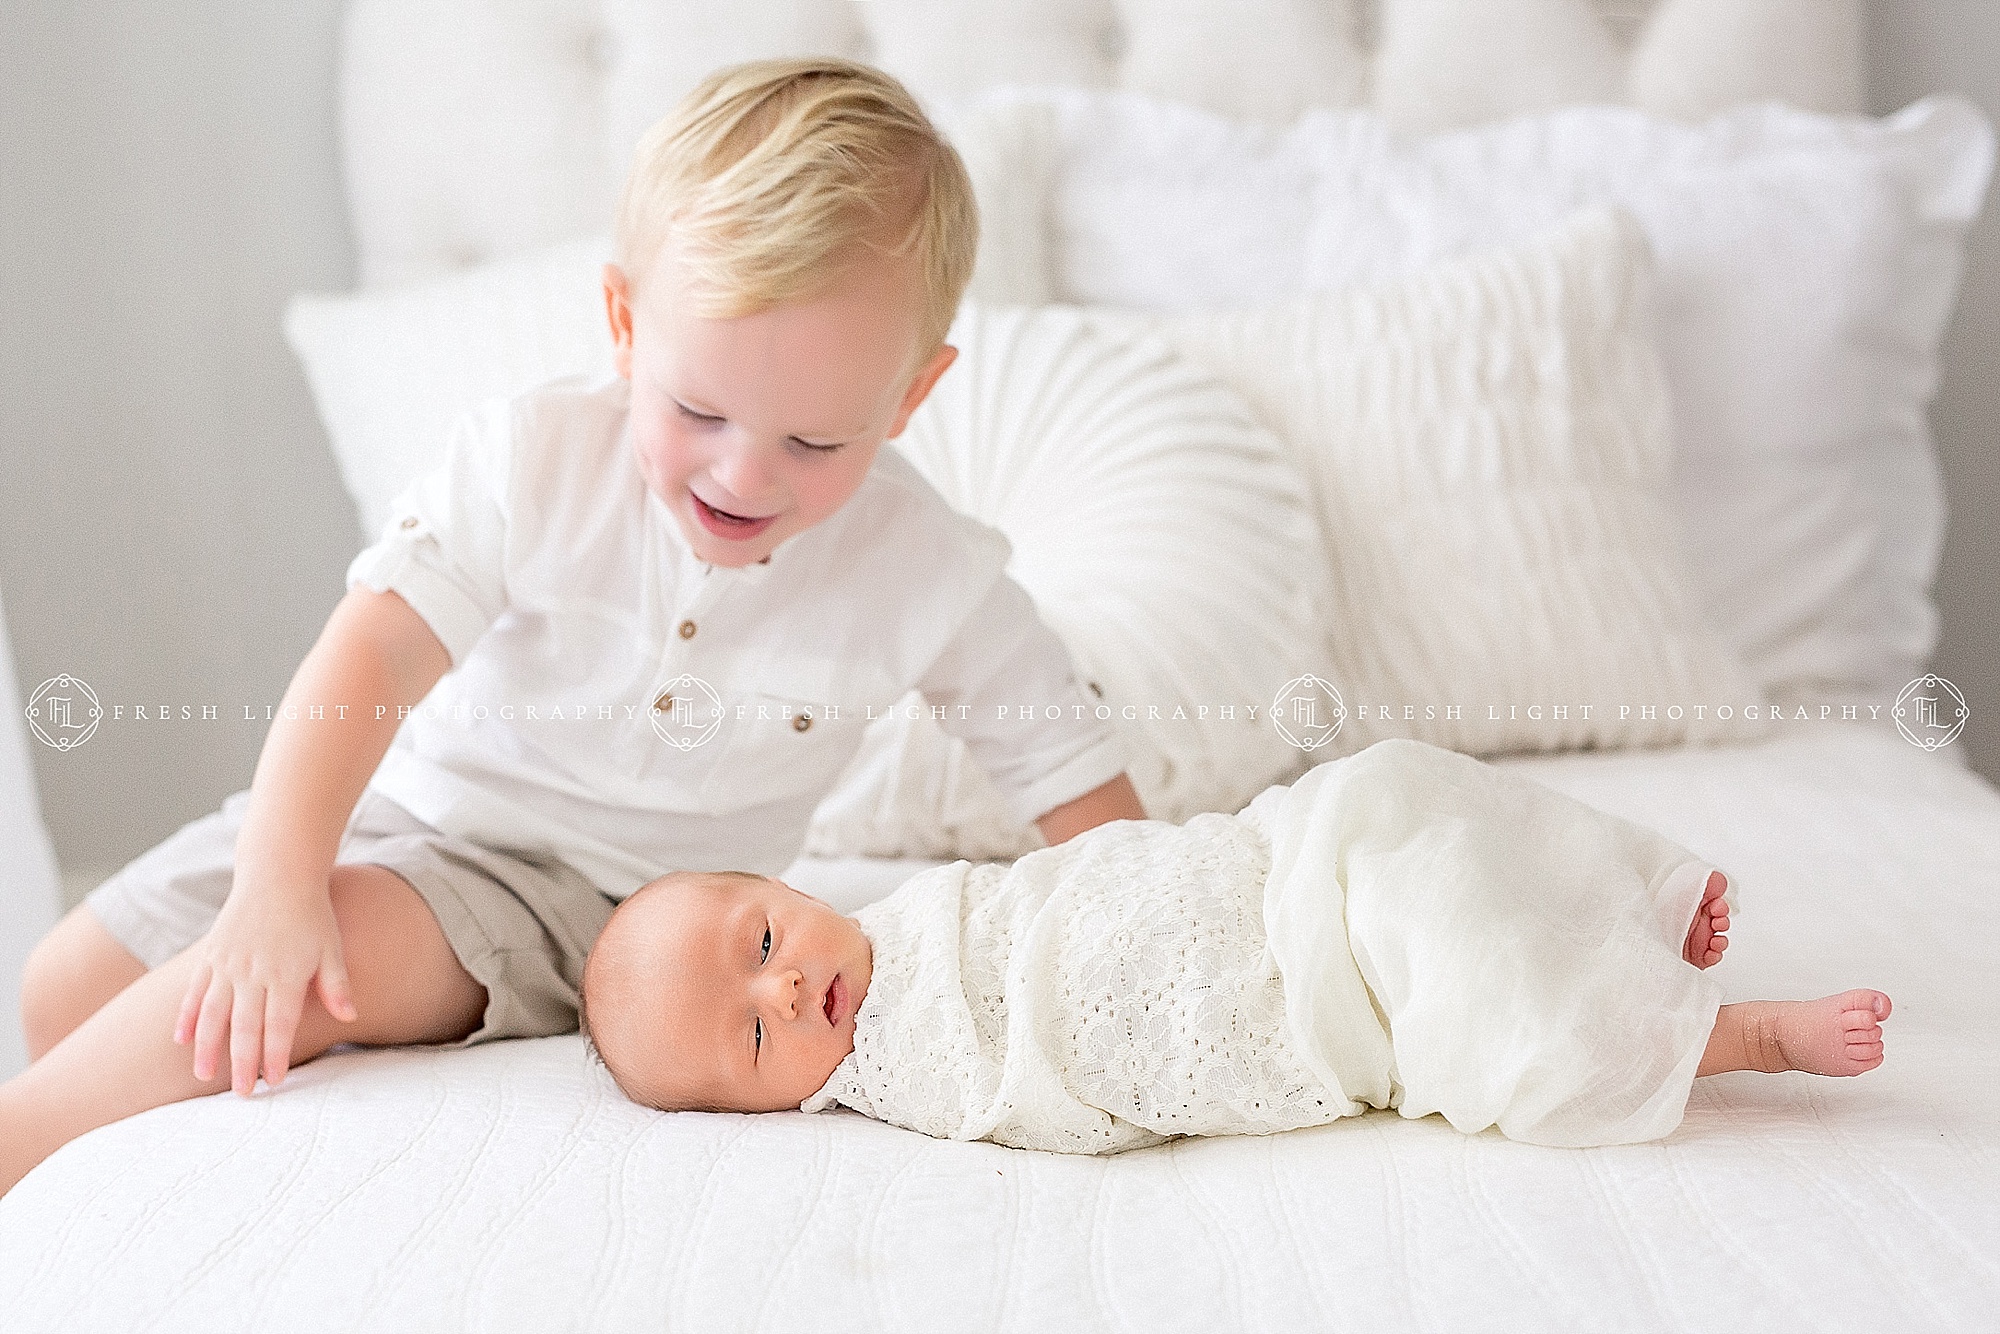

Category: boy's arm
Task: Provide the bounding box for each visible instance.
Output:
[1035,773,1146,846]
[915,570,1140,847]
[179,587,449,1095]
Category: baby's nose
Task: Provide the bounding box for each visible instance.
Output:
[755,968,804,1018]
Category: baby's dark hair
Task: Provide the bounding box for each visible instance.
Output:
[577,989,606,1071]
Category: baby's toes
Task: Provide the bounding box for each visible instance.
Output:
[1840,1009,1883,1069]
[1837,988,1891,1021]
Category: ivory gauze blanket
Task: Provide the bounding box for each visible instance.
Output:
[801,739,1727,1151]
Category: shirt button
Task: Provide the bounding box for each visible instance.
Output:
[793,713,812,733]
[678,619,697,640]
[400,516,419,530]
[652,692,673,713]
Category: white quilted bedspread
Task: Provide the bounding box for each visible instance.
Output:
[4,722,1998,1333]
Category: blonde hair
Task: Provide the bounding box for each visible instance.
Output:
[613,58,979,359]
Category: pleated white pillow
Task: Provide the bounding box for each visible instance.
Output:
[1084,207,1769,756]
[803,305,1323,860]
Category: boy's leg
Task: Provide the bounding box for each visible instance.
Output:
[0,863,486,1197]
[18,903,148,1063]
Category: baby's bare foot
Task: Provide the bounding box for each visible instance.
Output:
[1746,991,1892,1076]
[1683,870,1730,968]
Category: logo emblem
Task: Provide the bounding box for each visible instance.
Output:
[1893,673,1968,751]
[25,673,102,751]
[1272,674,1345,751]
[647,673,724,750]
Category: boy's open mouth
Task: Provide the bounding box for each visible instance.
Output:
[691,490,778,540]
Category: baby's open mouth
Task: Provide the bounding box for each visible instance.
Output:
[824,973,844,1027]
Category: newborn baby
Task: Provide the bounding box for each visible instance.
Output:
[582,740,1890,1151]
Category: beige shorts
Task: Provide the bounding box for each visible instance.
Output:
[84,787,618,1046]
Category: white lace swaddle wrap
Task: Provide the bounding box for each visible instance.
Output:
[803,738,1727,1152]
[800,810,1344,1154]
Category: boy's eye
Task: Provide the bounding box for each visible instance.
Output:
[674,400,721,424]
[760,926,771,963]
[788,437,846,454]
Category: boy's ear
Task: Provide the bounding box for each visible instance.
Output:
[885,343,958,439]
[603,263,635,379]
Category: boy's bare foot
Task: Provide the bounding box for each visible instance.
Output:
[1683,870,1730,968]
[1747,991,1892,1076]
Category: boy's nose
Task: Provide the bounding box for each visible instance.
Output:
[707,440,780,507]
[753,968,804,1020]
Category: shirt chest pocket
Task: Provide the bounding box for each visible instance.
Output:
[696,659,871,813]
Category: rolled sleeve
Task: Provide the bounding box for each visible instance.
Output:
[918,573,1129,827]
[345,404,512,668]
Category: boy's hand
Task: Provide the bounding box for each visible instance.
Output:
[1035,773,1146,847]
[173,879,359,1096]
[164,588,447,1098]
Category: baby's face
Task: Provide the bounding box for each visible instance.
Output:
[603,239,955,568]
[587,871,873,1113]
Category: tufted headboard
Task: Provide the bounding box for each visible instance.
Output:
[339,0,1863,289]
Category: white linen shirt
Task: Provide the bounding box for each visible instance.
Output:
[345,374,1126,900]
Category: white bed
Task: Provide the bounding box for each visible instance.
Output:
[4,723,1997,1331]
[7,2,2000,1329]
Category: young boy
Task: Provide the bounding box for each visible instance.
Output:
[1,58,1142,1197]
[580,739,1890,1153]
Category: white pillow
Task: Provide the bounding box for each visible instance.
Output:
[806,304,1323,858]
[286,235,616,541]
[967,88,1995,708]
[1083,207,1769,756]
[948,98,1061,308]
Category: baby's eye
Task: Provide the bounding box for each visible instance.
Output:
[788,437,846,454]
[674,400,722,424]
[760,926,771,964]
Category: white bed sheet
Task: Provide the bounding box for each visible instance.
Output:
[3,721,1997,1333]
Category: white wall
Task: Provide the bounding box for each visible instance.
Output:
[0,588,62,1077]
[4,3,1998,907]
[1,2,360,899]
[1869,0,2000,792]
